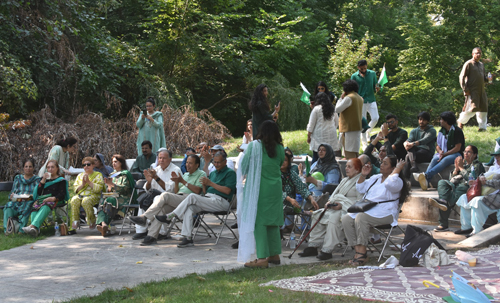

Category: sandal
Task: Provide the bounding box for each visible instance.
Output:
[349,251,369,266]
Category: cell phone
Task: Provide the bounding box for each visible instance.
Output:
[143,109,147,116]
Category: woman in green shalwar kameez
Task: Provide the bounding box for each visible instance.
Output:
[136,97,166,155]
[96,154,136,237]
[239,120,284,268]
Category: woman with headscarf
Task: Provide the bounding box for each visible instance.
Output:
[4,159,40,234]
[136,96,166,155]
[94,153,113,178]
[307,92,340,164]
[304,143,341,197]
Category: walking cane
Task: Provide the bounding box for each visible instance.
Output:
[287,206,328,259]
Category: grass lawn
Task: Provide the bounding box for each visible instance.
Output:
[224,126,500,163]
[65,262,387,303]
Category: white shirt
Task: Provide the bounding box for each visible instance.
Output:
[307,105,339,152]
[144,162,182,193]
[349,173,403,226]
[208,158,235,175]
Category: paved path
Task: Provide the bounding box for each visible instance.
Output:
[0,216,483,302]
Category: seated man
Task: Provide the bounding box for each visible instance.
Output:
[132,149,182,240]
[414,111,465,191]
[363,125,393,169]
[94,153,113,178]
[181,147,196,174]
[371,114,407,160]
[130,140,157,178]
[201,145,235,175]
[427,145,484,231]
[402,111,436,179]
[156,152,236,247]
[456,151,500,237]
[129,154,206,245]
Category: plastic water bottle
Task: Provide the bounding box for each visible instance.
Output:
[54,222,61,236]
[488,72,493,84]
[290,233,296,249]
[469,166,475,181]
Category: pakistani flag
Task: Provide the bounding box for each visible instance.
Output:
[300,82,311,105]
[378,65,388,92]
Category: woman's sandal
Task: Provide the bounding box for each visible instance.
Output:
[349,251,369,266]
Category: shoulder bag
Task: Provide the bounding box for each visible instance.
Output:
[347,177,399,213]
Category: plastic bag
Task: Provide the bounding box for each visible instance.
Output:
[422,243,450,267]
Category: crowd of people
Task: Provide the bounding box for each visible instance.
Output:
[3,48,499,269]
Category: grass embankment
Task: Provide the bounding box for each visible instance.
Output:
[65,262,387,303]
[224,126,500,163]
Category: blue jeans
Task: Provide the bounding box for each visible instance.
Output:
[425,152,460,181]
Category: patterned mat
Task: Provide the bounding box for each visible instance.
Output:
[263,246,500,303]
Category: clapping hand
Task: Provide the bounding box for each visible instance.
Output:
[200,176,212,187]
[171,171,183,183]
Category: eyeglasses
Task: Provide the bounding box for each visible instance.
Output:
[386,120,396,125]
[83,163,92,167]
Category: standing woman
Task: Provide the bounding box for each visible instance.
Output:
[38,137,78,177]
[249,84,280,138]
[96,154,136,237]
[4,159,41,234]
[307,92,340,164]
[238,120,285,268]
[312,81,337,106]
[22,160,70,237]
[136,96,166,155]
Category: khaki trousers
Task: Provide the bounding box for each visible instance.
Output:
[308,209,345,253]
[342,213,393,247]
[143,192,187,238]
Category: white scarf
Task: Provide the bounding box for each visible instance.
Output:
[237,140,262,262]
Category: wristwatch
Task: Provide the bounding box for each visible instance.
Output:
[155,177,161,182]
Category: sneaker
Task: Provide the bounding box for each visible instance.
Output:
[140,236,157,246]
[22,226,38,238]
[428,198,448,211]
[132,232,148,240]
[418,173,428,191]
[154,215,171,224]
[177,237,194,248]
[244,259,268,268]
[157,233,171,240]
[454,228,473,235]
[129,215,148,227]
[433,225,448,232]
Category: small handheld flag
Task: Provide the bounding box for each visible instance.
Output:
[378,64,388,92]
[300,82,311,105]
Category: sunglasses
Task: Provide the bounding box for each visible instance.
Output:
[386,120,396,125]
[83,163,92,167]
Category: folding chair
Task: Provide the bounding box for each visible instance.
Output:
[192,194,239,244]
[342,202,406,262]
[118,179,146,235]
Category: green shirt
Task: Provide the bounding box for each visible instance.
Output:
[131,154,157,175]
[207,166,236,201]
[178,169,206,194]
[408,125,437,152]
[351,70,378,103]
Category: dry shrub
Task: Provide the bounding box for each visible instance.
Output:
[0,105,231,181]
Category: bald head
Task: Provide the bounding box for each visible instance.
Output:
[358,154,371,165]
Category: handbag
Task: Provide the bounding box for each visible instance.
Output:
[137,189,162,210]
[59,223,68,236]
[399,225,445,267]
[6,217,20,235]
[347,177,398,213]
[466,179,482,202]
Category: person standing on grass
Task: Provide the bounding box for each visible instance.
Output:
[336,79,363,159]
[457,47,493,132]
[238,120,285,268]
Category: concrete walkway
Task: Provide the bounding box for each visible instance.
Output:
[0,212,495,302]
